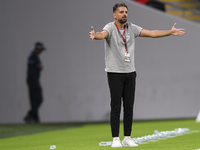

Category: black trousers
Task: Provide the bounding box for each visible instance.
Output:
[107,72,136,137]
[27,76,43,121]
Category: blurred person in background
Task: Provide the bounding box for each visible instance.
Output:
[24,42,46,123]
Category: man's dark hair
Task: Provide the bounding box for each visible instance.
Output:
[113,3,128,13]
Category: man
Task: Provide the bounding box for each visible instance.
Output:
[24,42,46,123]
[89,3,185,148]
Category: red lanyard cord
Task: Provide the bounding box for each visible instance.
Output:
[115,22,127,52]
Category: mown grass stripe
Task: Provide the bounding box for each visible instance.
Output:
[0,123,85,139]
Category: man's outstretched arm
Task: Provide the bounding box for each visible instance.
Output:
[89,26,108,41]
[140,23,185,38]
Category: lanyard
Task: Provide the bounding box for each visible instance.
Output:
[115,22,127,52]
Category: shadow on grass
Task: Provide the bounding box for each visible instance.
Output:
[0,123,85,139]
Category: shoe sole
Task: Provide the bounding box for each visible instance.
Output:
[123,144,138,147]
[122,143,138,147]
[111,146,122,148]
[111,145,122,148]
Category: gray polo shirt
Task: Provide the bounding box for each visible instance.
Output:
[103,21,142,73]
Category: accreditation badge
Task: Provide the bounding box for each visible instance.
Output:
[125,52,130,62]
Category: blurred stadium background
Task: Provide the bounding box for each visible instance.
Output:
[1,0,200,149]
[0,0,200,124]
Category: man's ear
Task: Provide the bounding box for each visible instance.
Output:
[113,13,116,19]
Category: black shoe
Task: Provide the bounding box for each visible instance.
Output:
[24,115,35,124]
[24,115,31,123]
[24,115,40,124]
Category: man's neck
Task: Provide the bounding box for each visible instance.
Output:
[115,21,125,29]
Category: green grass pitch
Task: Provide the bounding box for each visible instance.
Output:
[0,119,199,150]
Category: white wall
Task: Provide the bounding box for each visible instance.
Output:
[0,0,200,123]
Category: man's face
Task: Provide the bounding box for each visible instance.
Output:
[113,6,128,24]
[35,48,43,54]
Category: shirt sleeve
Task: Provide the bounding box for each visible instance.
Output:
[36,57,41,67]
[29,53,41,68]
[130,23,143,37]
[102,22,113,39]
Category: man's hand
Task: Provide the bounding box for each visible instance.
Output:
[171,23,185,36]
[89,26,95,41]
[89,26,108,40]
[38,65,43,71]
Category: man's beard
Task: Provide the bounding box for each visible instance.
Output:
[118,18,127,24]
